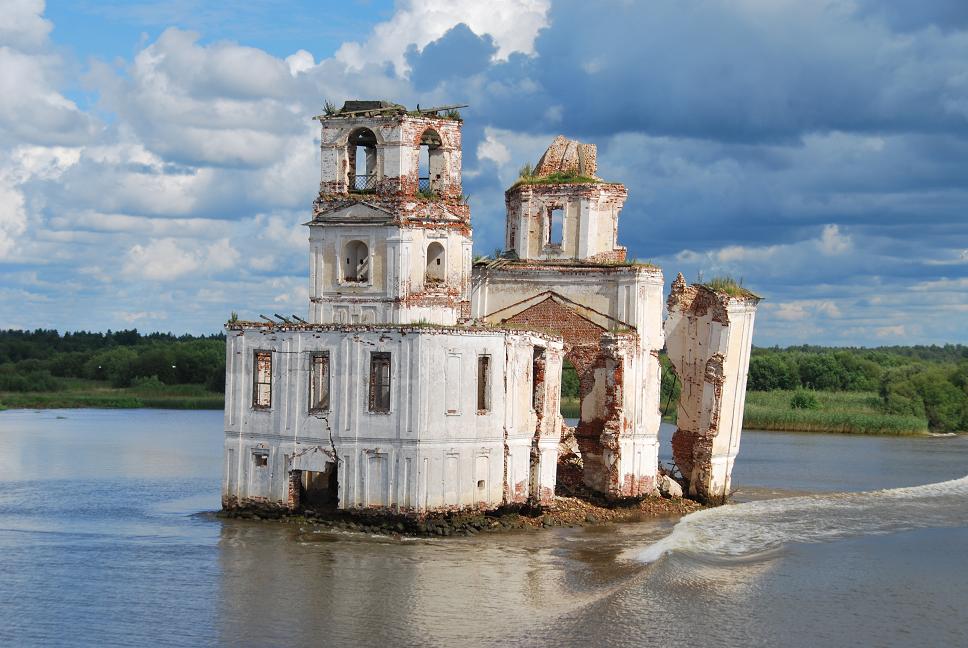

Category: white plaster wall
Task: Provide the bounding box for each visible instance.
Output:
[707,303,756,497]
[472,267,664,349]
[507,188,625,261]
[309,223,472,326]
[223,327,562,512]
[664,294,758,499]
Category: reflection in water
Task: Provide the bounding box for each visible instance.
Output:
[1,410,967,647]
[215,520,666,646]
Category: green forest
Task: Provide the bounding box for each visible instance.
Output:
[3,329,967,433]
[567,344,968,434]
[0,329,225,409]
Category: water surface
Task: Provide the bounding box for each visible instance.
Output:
[0,409,965,647]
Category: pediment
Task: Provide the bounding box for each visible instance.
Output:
[311,201,394,224]
[485,290,631,333]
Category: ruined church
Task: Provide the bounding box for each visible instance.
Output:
[221,100,759,515]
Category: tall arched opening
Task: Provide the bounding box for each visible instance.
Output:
[418,128,443,195]
[425,241,445,285]
[348,128,378,192]
[342,240,369,282]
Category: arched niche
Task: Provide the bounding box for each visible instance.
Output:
[348,127,378,192]
[425,241,445,285]
[342,240,369,282]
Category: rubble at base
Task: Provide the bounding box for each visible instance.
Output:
[216,493,702,538]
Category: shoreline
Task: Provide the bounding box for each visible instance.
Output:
[0,400,940,435]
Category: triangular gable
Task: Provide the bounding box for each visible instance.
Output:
[485,290,632,332]
[307,201,395,225]
[502,296,608,340]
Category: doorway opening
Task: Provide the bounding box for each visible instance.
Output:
[300,462,339,510]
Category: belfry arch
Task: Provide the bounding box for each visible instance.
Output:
[418,128,445,195]
[347,127,378,192]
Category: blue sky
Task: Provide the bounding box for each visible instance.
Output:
[1,0,966,346]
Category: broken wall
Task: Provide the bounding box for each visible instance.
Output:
[663,274,759,502]
[472,264,664,498]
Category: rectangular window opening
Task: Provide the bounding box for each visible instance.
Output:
[477,355,491,413]
[549,207,564,246]
[254,453,268,468]
[369,352,391,413]
[253,350,272,409]
[309,352,331,412]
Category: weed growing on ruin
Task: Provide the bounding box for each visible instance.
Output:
[702,276,759,299]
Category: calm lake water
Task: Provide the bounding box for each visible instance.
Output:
[1,409,966,647]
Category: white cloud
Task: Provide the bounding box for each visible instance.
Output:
[476,128,511,166]
[675,224,854,274]
[285,49,315,76]
[773,302,809,321]
[0,0,53,51]
[116,310,167,323]
[766,300,842,322]
[0,180,27,258]
[0,28,97,146]
[122,237,239,281]
[335,0,550,74]
[874,325,907,338]
[818,224,852,255]
[92,28,305,167]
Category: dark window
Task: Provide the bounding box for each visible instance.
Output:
[254,453,268,467]
[253,351,272,409]
[477,355,491,412]
[309,352,330,412]
[369,352,391,413]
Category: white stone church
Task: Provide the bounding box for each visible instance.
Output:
[222,100,759,515]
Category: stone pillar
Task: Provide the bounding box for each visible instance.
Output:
[288,470,302,510]
[529,342,563,507]
[574,332,656,498]
[664,273,759,502]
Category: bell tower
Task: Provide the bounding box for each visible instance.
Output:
[307,101,472,325]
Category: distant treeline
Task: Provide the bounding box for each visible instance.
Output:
[0,329,226,393]
[565,344,967,433]
[748,345,967,432]
[3,330,966,432]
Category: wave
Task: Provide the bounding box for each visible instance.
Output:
[636,475,968,563]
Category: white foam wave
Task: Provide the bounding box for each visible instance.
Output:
[637,475,968,563]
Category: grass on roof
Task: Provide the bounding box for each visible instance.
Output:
[512,170,600,188]
[701,276,759,299]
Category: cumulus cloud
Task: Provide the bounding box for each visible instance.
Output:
[335,0,549,74]
[122,237,239,281]
[1,0,966,346]
[0,1,97,147]
[0,0,52,51]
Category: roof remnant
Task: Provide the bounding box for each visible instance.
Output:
[533,135,599,178]
[314,99,469,120]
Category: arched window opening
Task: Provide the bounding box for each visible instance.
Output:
[348,128,378,193]
[343,240,369,283]
[425,241,445,285]
[418,129,443,195]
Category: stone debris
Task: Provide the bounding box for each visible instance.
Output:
[658,475,684,499]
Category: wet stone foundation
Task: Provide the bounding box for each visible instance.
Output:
[218,491,700,538]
